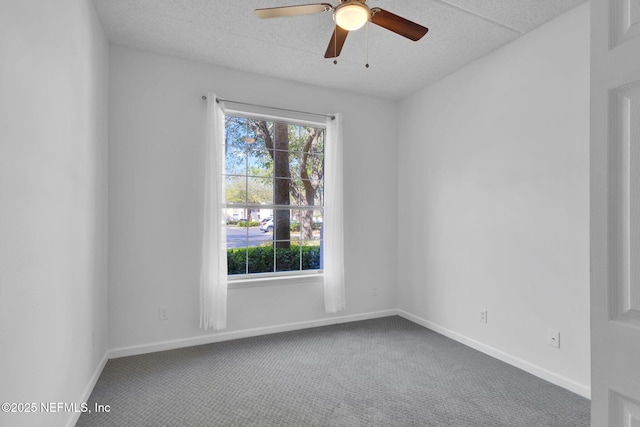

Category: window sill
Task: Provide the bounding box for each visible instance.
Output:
[228,271,324,289]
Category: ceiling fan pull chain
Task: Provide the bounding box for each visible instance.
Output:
[365,20,370,68]
[333,24,338,65]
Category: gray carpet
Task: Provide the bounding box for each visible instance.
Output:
[77,316,590,426]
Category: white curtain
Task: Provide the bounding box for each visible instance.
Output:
[323,113,346,313]
[200,93,227,330]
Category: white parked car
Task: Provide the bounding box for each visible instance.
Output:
[259,218,273,233]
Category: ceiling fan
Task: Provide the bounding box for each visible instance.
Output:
[255,0,429,60]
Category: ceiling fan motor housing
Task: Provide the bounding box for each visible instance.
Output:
[333,0,371,31]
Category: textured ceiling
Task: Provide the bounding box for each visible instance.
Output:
[92,0,586,100]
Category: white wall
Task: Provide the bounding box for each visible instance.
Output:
[397,4,590,396]
[0,1,109,426]
[107,46,398,351]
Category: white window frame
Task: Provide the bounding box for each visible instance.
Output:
[222,107,328,285]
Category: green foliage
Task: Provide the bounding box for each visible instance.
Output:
[227,245,321,275]
[289,222,322,232]
[289,221,300,232]
[226,221,260,227]
[237,221,260,228]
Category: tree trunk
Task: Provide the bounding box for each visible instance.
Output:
[273,122,290,248]
[252,120,292,249]
[300,129,318,241]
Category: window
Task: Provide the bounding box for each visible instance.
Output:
[224,115,325,278]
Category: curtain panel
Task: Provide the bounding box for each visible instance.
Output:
[324,113,346,313]
[199,93,227,330]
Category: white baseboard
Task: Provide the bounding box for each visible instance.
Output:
[108,309,397,359]
[66,351,109,427]
[396,309,591,399]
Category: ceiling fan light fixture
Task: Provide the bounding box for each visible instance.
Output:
[334,2,370,31]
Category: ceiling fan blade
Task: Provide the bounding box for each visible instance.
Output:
[255,3,333,19]
[324,26,349,58]
[370,8,429,41]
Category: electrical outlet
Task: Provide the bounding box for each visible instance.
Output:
[548,329,560,349]
[159,306,168,321]
[479,309,488,323]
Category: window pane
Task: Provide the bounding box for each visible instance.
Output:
[304,132,324,155]
[301,240,322,271]
[225,175,246,205]
[303,152,324,175]
[313,210,324,232]
[246,209,261,223]
[273,209,292,241]
[271,178,298,206]
[288,209,302,242]
[247,176,273,205]
[273,150,290,179]
[289,150,302,176]
[227,247,247,275]
[298,179,323,206]
[228,218,249,233]
[299,209,322,240]
[225,143,246,175]
[247,143,272,178]
[248,242,274,274]
[291,181,303,206]
[271,121,290,179]
[276,244,300,272]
